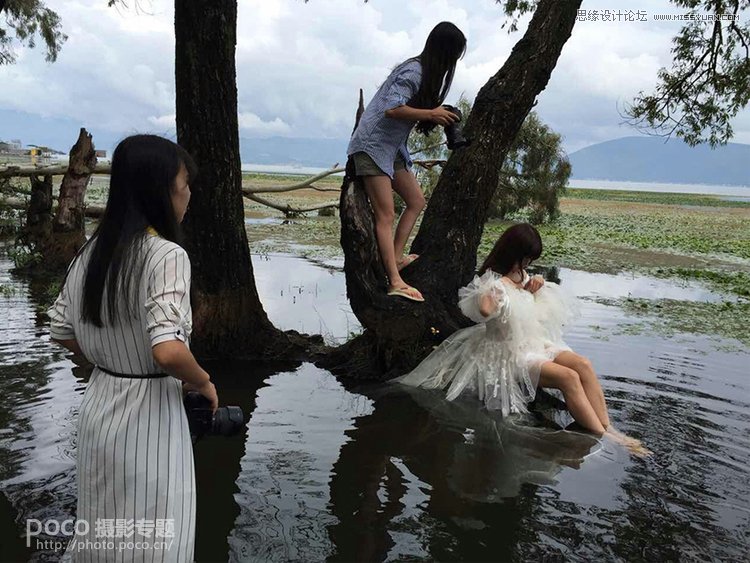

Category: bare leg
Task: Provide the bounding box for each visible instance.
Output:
[391,169,425,260]
[539,362,606,435]
[550,353,650,456]
[553,351,610,428]
[363,175,422,299]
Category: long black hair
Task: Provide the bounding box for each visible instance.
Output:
[407,21,467,135]
[80,134,196,327]
[479,223,542,276]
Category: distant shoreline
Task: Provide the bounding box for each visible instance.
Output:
[5,155,748,199]
[568,178,749,198]
[241,163,344,176]
[239,163,750,198]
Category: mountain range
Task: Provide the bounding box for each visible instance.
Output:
[238,135,750,187]
[2,109,748,186]
[567,136,749,186]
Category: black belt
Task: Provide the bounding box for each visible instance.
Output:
[96,365,168,379]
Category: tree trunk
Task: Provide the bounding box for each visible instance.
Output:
[20,174,53,250]
[324,0,582,379]
[174,0,291,358]
[44,128,96,271]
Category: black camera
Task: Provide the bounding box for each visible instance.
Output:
[442,105,471,150]
[183,391,244,442]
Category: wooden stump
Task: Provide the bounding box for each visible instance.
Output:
[45,128,97,271]
[20,174,53,250]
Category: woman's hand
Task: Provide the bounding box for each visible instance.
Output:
[525,275,545,294]
[427,106,461,126]
[183,380,219,414]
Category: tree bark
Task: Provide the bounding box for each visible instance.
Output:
[324,0,582,379]
[174,0,291,358]
[43,128,96,271]
[20,174,53,250]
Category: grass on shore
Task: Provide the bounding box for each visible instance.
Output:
[4,168,749,347]
[563,187,750,208]
[241,183,750,291]
[239,180,750,348]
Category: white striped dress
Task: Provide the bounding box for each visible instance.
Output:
[48,233,196,562]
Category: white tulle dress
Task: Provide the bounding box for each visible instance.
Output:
[394,269,580,416]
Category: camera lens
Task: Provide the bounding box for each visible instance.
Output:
[442,105,471,150]
[212,406,245,437]
[183,392,244,441]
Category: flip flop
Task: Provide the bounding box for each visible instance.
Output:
[387,285,425,302]
[397,253,420,271]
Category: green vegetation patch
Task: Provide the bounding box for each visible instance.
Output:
[541,209,749,259]
[246,216,343,260]
[593,296,750,350]
[477,198,750,276]
[564,188,750,208]
[653,268,750,298]
[242,171,342,186]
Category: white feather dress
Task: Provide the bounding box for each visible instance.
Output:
[395,269,579,416]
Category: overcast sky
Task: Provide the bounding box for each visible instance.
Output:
[1,0,749,153]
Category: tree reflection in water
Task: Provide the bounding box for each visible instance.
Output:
[327,383,599,561]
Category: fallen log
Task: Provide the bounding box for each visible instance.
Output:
[2,196,105,218]
[243,192,338,216]
[0,163,110,179]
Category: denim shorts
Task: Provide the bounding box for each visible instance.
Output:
[352,151,406,176]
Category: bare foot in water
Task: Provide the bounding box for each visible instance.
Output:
[604,427,652,458]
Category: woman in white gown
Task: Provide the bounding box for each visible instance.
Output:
[396,223,645,449]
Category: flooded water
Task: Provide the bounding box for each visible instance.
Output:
[1,253,749,562]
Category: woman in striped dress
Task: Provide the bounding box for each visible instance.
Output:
[48,134,218,562]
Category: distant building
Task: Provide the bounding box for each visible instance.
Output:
[0,140,29,156]
[95,149,107,159]
[0,139,29,156]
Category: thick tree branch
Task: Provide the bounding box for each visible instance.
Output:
[328,0,583,379]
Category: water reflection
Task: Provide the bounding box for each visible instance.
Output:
[192,359,300,563]
[330,383,602,562]
[2,252,750,561]
[0,254,81,560]
[231,364,600,561]
[228,367,367,562]
[252,254,359,344]
[227,357,750,561]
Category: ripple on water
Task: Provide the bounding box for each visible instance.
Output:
[1,254,749,561]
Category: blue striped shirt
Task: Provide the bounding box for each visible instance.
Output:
[347,58,423,179]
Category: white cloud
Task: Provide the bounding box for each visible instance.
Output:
[238,112,291,136]
[147,113,175,129]
[147,112,292,137]
[1,0,748,151]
